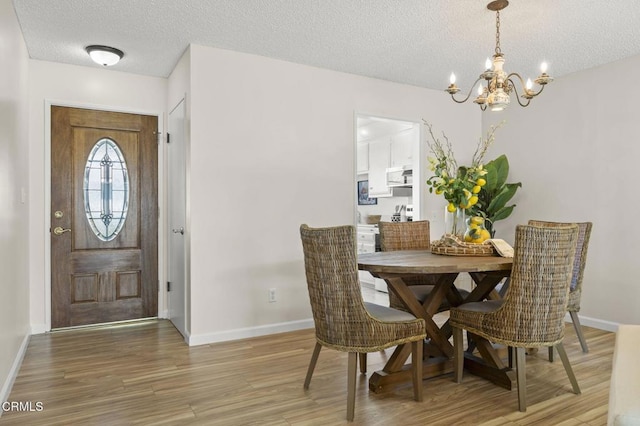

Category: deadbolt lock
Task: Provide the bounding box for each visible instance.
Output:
[54,211,64,219]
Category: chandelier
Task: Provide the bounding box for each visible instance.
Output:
[445,0,553,111]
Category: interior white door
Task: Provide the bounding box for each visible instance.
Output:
[168,99,187,339]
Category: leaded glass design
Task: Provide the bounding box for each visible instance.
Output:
[84,138,129,241]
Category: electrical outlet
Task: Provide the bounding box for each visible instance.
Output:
[269,288,277,303]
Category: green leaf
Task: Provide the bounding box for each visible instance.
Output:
[492,204,516,222]
[483,163,499,193]
[487,182,521,214]
[487,155,509,190]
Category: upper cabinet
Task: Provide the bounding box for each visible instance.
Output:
[367,139,391,197]
[357,143,369,174]
[390,130,415,168]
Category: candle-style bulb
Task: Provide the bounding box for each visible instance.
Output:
[485,58,492,70]
[449,73,456,85]
[540,61,548,74]
[477,85,484,95]
[526,78,533,90]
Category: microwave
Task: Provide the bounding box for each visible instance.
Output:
[386,166,413,187]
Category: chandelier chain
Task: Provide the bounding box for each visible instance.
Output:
[495,10,501,55]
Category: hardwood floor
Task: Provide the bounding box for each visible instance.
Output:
[1,318,614,425]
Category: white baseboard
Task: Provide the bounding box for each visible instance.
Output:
[566,313,619,333]
[0,334,31,407]
[188,319,314,346]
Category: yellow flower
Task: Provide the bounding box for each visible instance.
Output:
[472,185,481,194]
[447,203,457,213]
[477,178,486,186]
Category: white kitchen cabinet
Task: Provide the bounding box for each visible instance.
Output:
[356,226,388,293]
[367,139,391,198]
[390,130,415,168]
[356,143,369,174]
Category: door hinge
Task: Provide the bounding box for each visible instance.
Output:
[167,133,171,144]
[167,281,171,292]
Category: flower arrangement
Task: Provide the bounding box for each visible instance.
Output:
[424,121,503,214]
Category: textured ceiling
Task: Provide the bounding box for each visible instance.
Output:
[12,0,640,91]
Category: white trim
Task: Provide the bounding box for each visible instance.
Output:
[0,334,30,408]
[565,313,619,333]
[187,319,314,347]
[43,99,165,331]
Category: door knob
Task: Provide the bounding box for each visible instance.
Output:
[172,227,184,235]
[53,226,71,236]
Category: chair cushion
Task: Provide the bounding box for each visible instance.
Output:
[364,302,418,322]
[454,299,504,314]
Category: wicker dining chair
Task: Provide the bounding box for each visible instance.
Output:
[378,220,469,312]
[528,220,593,359]
[300,224,426,422]
[450,224,581,412]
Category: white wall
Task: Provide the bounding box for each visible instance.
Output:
[0,0,30,402]
[27,60,167,331]
[186,45,479,343]
[481,54,640,327]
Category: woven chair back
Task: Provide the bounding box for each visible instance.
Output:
[379,220,431,251]
[528,220,592,293]
[488,224,579,346]
[299,224,376,349]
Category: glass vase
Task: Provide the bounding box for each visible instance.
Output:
[464,216,490,243]
[444,206,466,238]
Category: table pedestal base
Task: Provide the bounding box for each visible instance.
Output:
[369,351,516,393]
[369,357,452,393]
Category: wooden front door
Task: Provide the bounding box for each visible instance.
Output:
[51,106,158,328]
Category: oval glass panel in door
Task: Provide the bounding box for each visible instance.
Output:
[83,138,129,241]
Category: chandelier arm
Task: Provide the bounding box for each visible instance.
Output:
[506,72,545,97]
[507,77,532,107]
[449,77,484,103]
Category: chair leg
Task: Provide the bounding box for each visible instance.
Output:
[508,346,513,369]
[347,352,357,422]
[304,342,322,389]
[412,340,423,402]
[358,353,367,374]
[548,346,554,362]
[515,347,527,412]
[555,342,581,395]
[570,311,589,353]
[453,326,464,383]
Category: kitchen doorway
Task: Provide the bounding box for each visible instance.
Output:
[355,114,422,226]
[354,113,422,294]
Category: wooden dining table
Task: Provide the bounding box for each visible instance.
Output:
[358,249,515,393]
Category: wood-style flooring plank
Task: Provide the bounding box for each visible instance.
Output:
[0,319,614,425]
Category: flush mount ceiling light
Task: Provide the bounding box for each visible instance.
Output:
[445,0,553,111]
[86,45,124,67]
